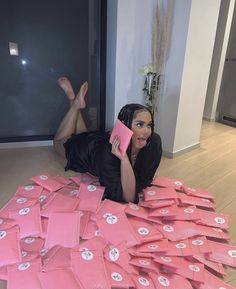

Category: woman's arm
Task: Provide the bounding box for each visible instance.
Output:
[111,136,136,202]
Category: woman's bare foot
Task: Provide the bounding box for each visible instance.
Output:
[73,81,88,109]
[58,77,75,105]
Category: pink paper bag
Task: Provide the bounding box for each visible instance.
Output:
[104,242,138,275]
[182,185,215,200]
[129,257,160,273]
[7,257,42,289]
[77,182,104,212]
[38,268,82,289]
[0,195,37,218]
[15,184,43,199]
[109,119,133,153]
[156,220,198,241]
[125,203,150,220]
[20,237,45,253]
[40,192,80,217]
[0,265,7,281]
[151,175,184,190]
[179,193,215,208]
[165,236,211,257]
[9,203,42,238]
[95,211,140,247]
[70,172,99,186]
[42,245,71,271]
[143,186,179,202]
[71,238,110,289]
[136,239,169,253]
[131,274,156,289]
[128,216,163,243]
[45,211,81,249]
[31,173,64,192]
[105,259,135,288]
[192,254,225,275]
[195,223,229,240]
[149,271,193,289]
[139,199,176,209]
[195,208,229,229]
[207,239,236,267]
[56,185,80,198]
[191,268,235,289]
[0,225,22,267]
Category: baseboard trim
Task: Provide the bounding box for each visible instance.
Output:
[203,117,215,122]
[0,140,53,149]
[163,143,200,158]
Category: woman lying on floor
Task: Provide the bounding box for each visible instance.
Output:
[54,77,162,203]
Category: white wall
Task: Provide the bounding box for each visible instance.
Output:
[106,0,156,130]
[156,0,192,154]
[172,0,221,154]
[203,0,235,121]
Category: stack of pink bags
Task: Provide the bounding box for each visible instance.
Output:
[0,173,236,289]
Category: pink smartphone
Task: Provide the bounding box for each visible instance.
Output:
[109,119,133,153]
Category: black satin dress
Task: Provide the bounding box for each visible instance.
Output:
[64,131,162,203]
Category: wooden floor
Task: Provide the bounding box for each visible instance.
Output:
[0,120,236,288]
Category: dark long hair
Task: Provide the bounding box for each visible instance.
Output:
[117,103,154,160]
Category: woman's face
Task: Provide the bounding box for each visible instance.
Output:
[131,110,152,151]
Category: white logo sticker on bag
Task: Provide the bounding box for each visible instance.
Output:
[109,247,120,261]
[147,244,159,250]
[39,195,46,203]
[175,243,186,249]
[19,207,30,215]
[21,251,27,257]
[111,272,122,282]
[147,191,156,196]
[184,208,194,214]
[174,181,182,186]
[228,250,236,258]
[138,227,149,236]
[129,204,139,210]
[158,276,170,286]
[138,277,150,286]
[87,185,96,191]
[214,217,225,224]
[24,237,35,244]
[139,260,150,266]
[18,262,31,271]
[192,239,204,246]
[189,264,200,272]
[69,190,78,196]
[16,197,28,204]
[39,175,48,180]
[106,215,118,224]
[24,185,34,191]
[159,209,169,214]
[163,225,174,232]
[161,256,172,263]
[81,249,94,261]
[94,230,100,236]
[40,248,48,256]
[0,231,7,239]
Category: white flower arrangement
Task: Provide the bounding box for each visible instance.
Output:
[142,64,155,75]
[141,64,158,112]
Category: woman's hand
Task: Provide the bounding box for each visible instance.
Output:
[111,136,129,161]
